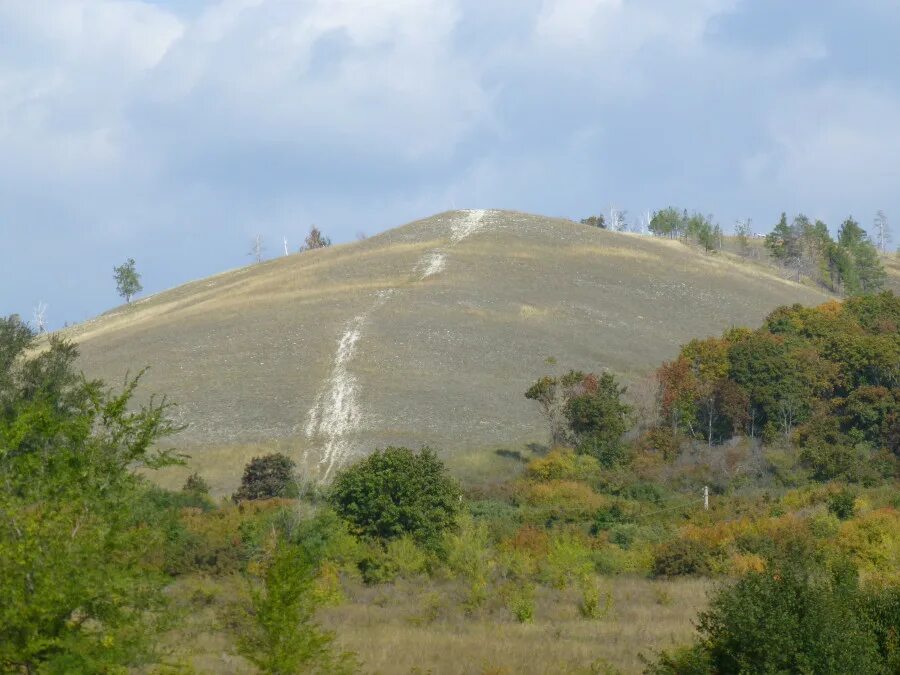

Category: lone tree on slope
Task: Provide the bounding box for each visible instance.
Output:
[301,226,331,251]
[113,258,142,303]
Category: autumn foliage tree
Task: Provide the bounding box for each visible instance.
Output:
[653,292,899,480]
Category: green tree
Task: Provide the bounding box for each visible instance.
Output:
[697,556,882,673]
[329,447,460,548]
[0,317,180,672]
[113,257,143,303]
[839,217,887,294]
[580,215,606,229]
[233,453,300,501]
[238,540,353,674]
[525,370,586,446]
[564,372,632,466]
[649,207,683,238]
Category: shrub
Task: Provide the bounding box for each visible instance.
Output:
[505,582,536,623]
[828,488,857,520]
[525,448,601,482]
[696,557,882,674]
[541,532,594,588]
[238,540,354,674]
[330,447,461,548]
[518,479,607,521]
[644,644,711,675]
[577,575,612,619]
[356,537,429,584]
[651,539,714,578]
[233,454,299,501]
[182,472,211,495]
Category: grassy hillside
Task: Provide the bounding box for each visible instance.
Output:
[61,210,832,492]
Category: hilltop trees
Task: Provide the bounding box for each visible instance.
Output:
[113,257,142,303]
[649,207,683,238]
[301,226,331,251]
[837,217,887,294]
[580,215,606,229]
[764,213,885,294]
[648,207,722,251]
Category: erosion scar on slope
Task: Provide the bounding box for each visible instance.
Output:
[303,210,489,479]
[303,314,365,481]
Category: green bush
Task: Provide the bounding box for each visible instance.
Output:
[238,540,354,674]
[827,488,857,520]
[233,453,299,501]
[505,582,536,623]
[651,539,713,578]
[183,472,211,496]
[644,644,711,675]
[329,446,461,548]
[697,557,883,673]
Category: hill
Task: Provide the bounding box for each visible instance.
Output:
[61,210,832,492]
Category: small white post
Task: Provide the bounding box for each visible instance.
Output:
[283,236,289,256]
[704,485,709,511]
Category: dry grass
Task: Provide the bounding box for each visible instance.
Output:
[326,576,711,674]
[154,574,710,674]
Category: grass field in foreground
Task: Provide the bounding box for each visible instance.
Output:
[158,574,711,674]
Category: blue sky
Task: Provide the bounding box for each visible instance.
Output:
[1,0,898,328]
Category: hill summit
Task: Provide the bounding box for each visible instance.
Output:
[65,210,831,491]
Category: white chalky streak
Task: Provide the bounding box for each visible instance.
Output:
[420,252,446,279]
[303,210,490,480]
[304,315,365,480]
[450,208,487,243]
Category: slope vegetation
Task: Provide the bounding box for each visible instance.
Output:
[63,210,832,490]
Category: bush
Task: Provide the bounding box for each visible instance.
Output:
[233,454,299,502]
[505,582,536,623]
[238,540,354,674]
[329,446,461,548]
[182,472,211,496]
[644,644,711,675]
[697,557,882,673]
[651,539,714,578]
[828,488,857,520]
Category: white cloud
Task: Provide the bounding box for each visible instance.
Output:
[2,0,899,325]
[763,82,900,211]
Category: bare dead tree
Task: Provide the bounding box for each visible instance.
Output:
[609,207,628,232]
[735,219,754,257]
[874,210,891,253]
[249,234,264,263]
[32,301,47,333]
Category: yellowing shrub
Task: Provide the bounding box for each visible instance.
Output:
[837,508,900,582]
[525,448,601,481]
[729,552,766,575]
[519,480,608,512]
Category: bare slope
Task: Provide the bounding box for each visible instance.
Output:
[64,210,831,487]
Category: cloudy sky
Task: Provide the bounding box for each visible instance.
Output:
[2,0,898,328]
